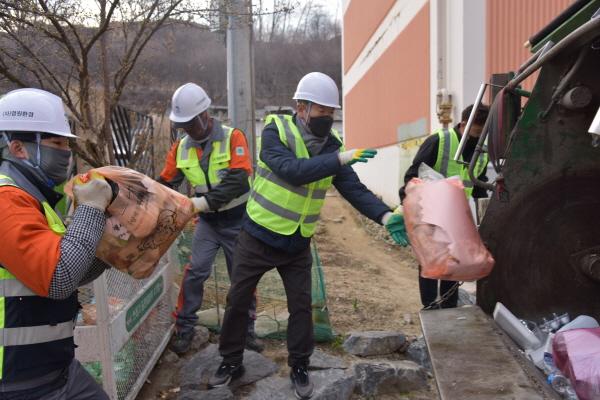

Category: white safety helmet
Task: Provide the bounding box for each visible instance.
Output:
[169,83,212,123]
[0,88,75,137]
[293,72,340,109]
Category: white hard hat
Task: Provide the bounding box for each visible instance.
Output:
[0,88,75,138]
[293,72,340,109]
[169,83,212,123]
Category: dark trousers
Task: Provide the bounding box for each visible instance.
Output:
[219,229,313,367]
[174,217,256,335]
[1,359,109,400]
[418,266,459,309]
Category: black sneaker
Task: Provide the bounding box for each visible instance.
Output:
[208,362,245,388]
[169,330,195,355]
[245,332,265,353]
[290,365,314,399]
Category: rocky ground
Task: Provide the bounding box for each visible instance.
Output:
[137,192,443,399]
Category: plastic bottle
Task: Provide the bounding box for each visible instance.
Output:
[547,373,578,399]
[543,349,578,399]
[541,317,552,334]
[550,313,562,332]
[559,313,571,327]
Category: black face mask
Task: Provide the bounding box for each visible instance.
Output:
[308,115,334,137]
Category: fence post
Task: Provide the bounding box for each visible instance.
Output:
[93,273,118,399]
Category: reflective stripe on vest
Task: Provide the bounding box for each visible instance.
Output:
[246,114,344,238]
[0,175,73,381]
[433,128,488,197]
[176,126,249,211]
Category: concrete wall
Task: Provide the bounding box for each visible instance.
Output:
[342,0,430,207]
[341,0,571,206]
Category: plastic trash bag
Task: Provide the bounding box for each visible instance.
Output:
[65,166,194,278]
[553,328,600,400]
[403,164,494,281]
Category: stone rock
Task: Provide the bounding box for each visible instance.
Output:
[162,349,180,364]
[311,369,356,400]
[190,325,210,352]
[310,349,348,370]
[457,288,476,307]
[177,387,234,400]
[255,310,289,338]
[247,368,355,400]
[197,308,224,331]
[406,336,432,371]
[342,331,406,356]
[180,344,278,391]
[354,360,428,396]
[244,376,288,400]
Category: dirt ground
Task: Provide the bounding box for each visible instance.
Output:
[137,191,433,399]
[317,192,423,338]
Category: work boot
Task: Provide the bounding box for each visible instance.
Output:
[245,332,265,353]
[169,330,195,355]
[290,365,314,399]
[208,362,245,388]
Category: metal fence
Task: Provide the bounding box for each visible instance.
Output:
[111,105,155,177]
[73,105,176,400]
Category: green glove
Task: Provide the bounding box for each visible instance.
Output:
[385,213,410,247]
[339,148,378,165]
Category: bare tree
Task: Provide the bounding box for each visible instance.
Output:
[0,0,212,167]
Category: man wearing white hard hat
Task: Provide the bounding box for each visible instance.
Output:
[0,88,114,398]
[158,83,262,354]
[210,72,404,398]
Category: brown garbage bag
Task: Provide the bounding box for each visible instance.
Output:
[65,166,194,278]
[404,176,494,281]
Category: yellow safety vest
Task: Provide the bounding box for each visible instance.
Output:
[0,174,76,383]
[246,114,344,238]
[176,125,249,211]
[433,128,488,197]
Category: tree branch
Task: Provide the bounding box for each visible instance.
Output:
[36,0,82,65]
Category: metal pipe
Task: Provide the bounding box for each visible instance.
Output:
[517,41,553,74]
[468,108,495,191]
[540,46,589,118]
[454,83,487,162]
[507,17,600,90]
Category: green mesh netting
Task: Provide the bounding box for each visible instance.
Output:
[175,223,335,342]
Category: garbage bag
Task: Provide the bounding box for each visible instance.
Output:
[65,166,194,278]
[553,328,600,400]
[403,168,494,281]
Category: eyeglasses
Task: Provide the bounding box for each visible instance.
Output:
[173,116,198,131]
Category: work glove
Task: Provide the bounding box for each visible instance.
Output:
[384,208,410,247]
[338,148,378,166]
[191,196,210,213]
[72,171,114,212]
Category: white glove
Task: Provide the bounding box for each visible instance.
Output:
[337,148,378,165]
[380,211,393,225]
[191,196,210,213]
[72,172,113,211]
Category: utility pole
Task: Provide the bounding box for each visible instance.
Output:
[227,0,256,166]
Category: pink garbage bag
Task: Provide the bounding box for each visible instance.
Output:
[403,177,494,281]
[65,166,194,278]
[553,328,600,400]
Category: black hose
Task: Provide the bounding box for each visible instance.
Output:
[527,0,591,48]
